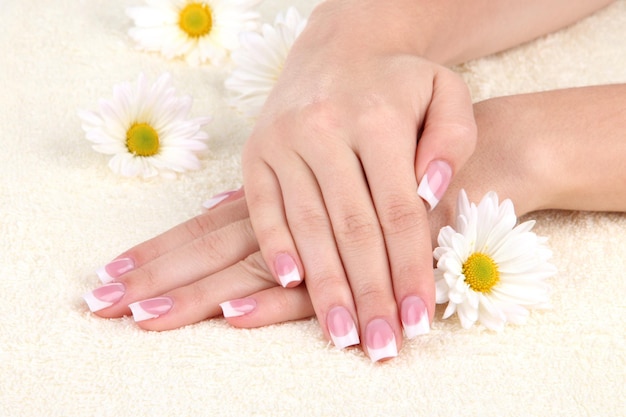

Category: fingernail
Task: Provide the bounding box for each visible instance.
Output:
[96,257,134,284]
[417,160,452,210]
[401,296,430,339]
[129,297,173,322]
[220,298,257,318]
[327,306,360,349]
[202,190,237,210]
[274,253,300,287]
[83,283,125,312]
[365,319,398,362]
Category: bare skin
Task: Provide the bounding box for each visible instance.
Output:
[239,0,616,360]
[87,85,626,356]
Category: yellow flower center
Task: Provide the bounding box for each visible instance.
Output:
[462,252,500,293]
[179,3,213,38]
[126,123,160,157]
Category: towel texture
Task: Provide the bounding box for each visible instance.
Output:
[1,1,625,416]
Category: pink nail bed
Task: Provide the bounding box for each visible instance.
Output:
[96,257,134,283]
[220,298,257,318]
[401,296,430,339]
[327,306,360,349]
[417,160,452,210]
[274,253,300,287]
[129,297,173,322]
[83,283,125,312]
[365,319,398,362]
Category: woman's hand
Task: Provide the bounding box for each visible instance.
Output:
[85,190,315,330]
[241,0,477,360]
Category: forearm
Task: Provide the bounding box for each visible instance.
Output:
[473,84,626,214]
[308,0,615,65]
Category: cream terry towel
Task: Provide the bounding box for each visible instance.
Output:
[0,1,625,416]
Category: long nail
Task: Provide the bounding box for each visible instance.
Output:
[401,296,430,339]
[96,257,134,284]
[365,319,398,362]
[220,298,257,318]
[417,160,452,210]
[83,283,125,312]
[202,190,237,210]
[129,297,173,322]
[274,253,300,287]
[327,306,360,349]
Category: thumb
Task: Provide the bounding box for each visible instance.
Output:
[416,68,476,210]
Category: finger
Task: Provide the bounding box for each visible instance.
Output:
[293,122,401,361]
[222,285,314,329]
[127,252,278,331]
[274,144,360,350]
[241,148,304,288]
[86,218,259,318]
[357,107,435,339]
[416,68,477,210]
[95,196,250,283]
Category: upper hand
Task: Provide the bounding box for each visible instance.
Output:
[241,2,476,360]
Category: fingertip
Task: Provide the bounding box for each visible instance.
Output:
[417,159,452,210]
[274,253,303,288]
[219,297,257,318]
[400,295,430,339]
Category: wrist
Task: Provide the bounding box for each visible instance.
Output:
[306,0,459,63]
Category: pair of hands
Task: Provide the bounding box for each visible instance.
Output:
[86,2,479,361]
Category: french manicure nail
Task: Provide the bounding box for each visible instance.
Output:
[417,160,452,210]
[220,298,257,318]
[365,318,398,362]
[202,190,237,210]
[274,253,300,287]
[327,306,360,349]
[96,257,134,284]
[401,296,430,339]
[128,297,173,322]
[83,283,125,312]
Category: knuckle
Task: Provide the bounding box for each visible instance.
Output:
[239,252,273,283]
[379,197,422,236]
[251,222,283,252]
[352,279,388,305]
[300,99,342,135]
[305,269,345,295]
[355,98,403,136]
[435,119,478,148]
[183,214,218,240]
[190,230,229,268]
[289,205,330,236]
[335,211,380,245]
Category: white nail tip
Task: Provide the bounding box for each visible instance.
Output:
[95,266,114,284]
[330,326,360,350]
[368,337,398,363]
[278,268,300,287]
[403,314,430,339]
[417,174,439,210]
[219,301,255,318]
[83,292,114,312]
[129,302,159,322]
[202,193,231,210]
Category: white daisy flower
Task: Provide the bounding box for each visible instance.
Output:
[78,73,211,178]
[126,0,262,66]
[434,190,557,331]
[225,7,307,118]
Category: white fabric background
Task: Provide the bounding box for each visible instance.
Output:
[1,1,625,416]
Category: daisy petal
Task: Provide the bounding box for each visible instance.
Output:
[434,189,556,331]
